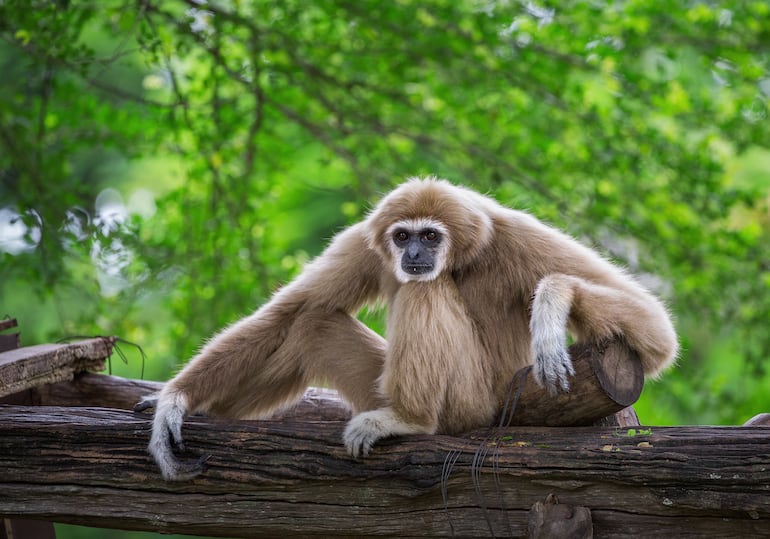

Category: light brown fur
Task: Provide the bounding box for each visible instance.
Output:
[145,177,678,479]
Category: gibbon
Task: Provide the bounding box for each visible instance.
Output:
[140,177,678,480]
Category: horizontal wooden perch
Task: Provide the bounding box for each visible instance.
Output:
[24,339,644,427]
[1,405,769,538]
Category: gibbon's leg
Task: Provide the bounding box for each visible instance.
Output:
[146,222,384,479]
[530,273,678,394]
[149,309,387,480]
[280,309,388,414]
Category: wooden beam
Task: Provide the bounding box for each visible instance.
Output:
[0,338,114,398]
[33,339,643,427]
[38,374,352,421]
[0,405,768,538]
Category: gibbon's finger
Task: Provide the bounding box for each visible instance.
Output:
[180,454,211,478]
[167,417,185,452]
[342,410,394,458]
[535,347,574,396]
[165,454,210,482]
[350,439,369,459]
[133,394,158,413]
[158,392,188,451]
[344,427,372,458]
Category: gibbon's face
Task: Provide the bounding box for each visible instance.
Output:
[386,218,450,283]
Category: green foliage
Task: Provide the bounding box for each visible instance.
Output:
[1,0,768,439]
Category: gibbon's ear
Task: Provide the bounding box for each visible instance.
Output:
[364,177,494,271]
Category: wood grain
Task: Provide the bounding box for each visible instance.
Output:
[1,405,768,537]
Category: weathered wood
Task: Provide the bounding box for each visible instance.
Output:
[0,519,55,539]
[593,406,640,428]
[0,405,768,538]
[0,338,114,398]
[36,373,163,409]
[0,318,18,332]
[33,339,643,428]
[0,334,20,354]
[527,493,593,539]
[0,317,20,355]
[36,374,353,421]
[745,413,770,426]
[31,369,642,434]
[38,369,642,431]
[499,339,644,426]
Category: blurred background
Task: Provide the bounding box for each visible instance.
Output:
[0,1,768,536]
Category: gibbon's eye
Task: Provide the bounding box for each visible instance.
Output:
[393,230,409,244]
[421,229,440,243]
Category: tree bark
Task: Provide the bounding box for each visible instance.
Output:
[0,405,768,538]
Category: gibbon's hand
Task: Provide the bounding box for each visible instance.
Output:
[529,274,578,395]
[533,344,575,396]
[149,410,210,480]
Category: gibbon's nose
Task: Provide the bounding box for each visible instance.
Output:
[407,243,421,260]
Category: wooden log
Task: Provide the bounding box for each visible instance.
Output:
[0,405,768,538]
[593,406,640,428]
[499,339,643,427]
[35,371,642,431]
[36,373,163,410]
[36,374,353,421]
[745,413,770,426]
[527,493,592,539]
[0,338,113,398]
[33,339,643,427]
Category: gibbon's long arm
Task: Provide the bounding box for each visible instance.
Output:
[530,272,677,393]
[146,223,384,480]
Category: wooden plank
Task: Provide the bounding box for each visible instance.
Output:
[0,405,768,538]
[0,339,113,398]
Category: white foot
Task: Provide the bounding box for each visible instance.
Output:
[343,408,427,458]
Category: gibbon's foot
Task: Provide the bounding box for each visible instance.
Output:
[151,421,211,481]
[534,346,575,396]
[133,394,159,413]
[343,408,427,458]
[163,453,210,482]
[344,411,388,458]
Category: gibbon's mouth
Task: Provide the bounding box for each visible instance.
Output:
[402,263,434,275]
